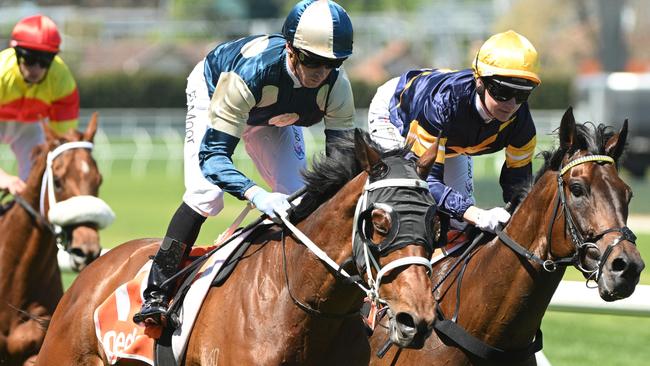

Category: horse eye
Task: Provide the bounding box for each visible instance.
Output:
[370,162,389,179]
[53,176,63,191]
[570,183,585,197]
[371,209,391,237]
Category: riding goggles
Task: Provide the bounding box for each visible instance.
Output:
[483,77,536,104]
[15,47,56,68]
[294,47,345,69]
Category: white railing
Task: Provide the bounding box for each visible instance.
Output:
[0,108,565,179]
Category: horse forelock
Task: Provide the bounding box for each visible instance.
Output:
[507,122,619,210]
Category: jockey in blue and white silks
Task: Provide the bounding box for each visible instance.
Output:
[368,30,540,234]
[134,0,356,326]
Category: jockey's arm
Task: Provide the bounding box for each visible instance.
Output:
[499,117,536,203]
[323,67,355,156]
[199,72,257,200]
[0,168,26,195]
[414,95,475,222]
[48,59,80,135]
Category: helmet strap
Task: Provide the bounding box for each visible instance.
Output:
[476,78,487,106]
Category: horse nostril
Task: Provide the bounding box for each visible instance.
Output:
[611,257,627,272]
[395,312,416,330]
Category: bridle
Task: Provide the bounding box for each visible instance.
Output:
[351,176,437,304]
[425,154,638,362]
[16,141,114,251]
[497,154,637,284]
[278,158,439,314]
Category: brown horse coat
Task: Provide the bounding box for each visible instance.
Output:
[364,108,645,365]
[37,130,441,365]
[0,115,105,365]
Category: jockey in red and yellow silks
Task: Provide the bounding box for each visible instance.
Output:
[0,14,79,195]
[0,47,79,133]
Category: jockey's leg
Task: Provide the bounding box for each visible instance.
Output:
[3,122,45,180]
[133,235,189,325]
[367,77,404,150]
[442,154,475,230]
[135,60,217,326]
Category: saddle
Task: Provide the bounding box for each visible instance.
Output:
[94,222,275,366]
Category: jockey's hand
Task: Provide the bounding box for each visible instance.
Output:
[0,170,26,196]
[245,186,291,222]
[476,207,511,233]
[467,206,511,233]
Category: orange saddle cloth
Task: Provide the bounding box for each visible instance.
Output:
[94,235,246,365]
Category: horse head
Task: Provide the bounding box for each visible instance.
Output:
[548,107,644,300]
[37,113,114,271]
[349,130,440,348]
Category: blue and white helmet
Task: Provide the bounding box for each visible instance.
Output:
[282,0,353,60]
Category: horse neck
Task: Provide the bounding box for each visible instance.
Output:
[0,150,60,309]
[288,173,367,318]
[449,172,567,349]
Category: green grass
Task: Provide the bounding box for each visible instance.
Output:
[541,312,650,366]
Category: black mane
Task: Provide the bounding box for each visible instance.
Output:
[511,122,618,207]
[291,130,411,221]
[534,122,617,182]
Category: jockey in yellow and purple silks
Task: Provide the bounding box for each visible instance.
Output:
[0,14,79,195]
[368,30,540,234]
[133,0,355,326]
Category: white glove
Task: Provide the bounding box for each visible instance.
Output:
[475,207,511,233]
[247,186,291,220]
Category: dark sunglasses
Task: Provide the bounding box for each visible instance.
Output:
[294,48,345,69]
[484,78,534,104]
[15,47,56,68]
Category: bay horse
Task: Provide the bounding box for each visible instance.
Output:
[364,107,645,365]
[0,113,113,365]
[37,130,443,365]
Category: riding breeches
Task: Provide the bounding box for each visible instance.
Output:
[182,60,306,217]
[367,77,475,228]
[0,121,45,180]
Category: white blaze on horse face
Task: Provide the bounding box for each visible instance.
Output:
[79,160,90,175]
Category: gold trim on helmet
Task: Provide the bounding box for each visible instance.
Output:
[473,30,541,85]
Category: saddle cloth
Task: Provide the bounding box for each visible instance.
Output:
[93,227,254,365]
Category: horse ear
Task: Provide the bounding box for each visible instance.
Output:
[83,112,99,142]
[354,129,381,171]
[416,132,441,179]
[605,119,628,162]
[559,106,576,150]
[41,122,60,143]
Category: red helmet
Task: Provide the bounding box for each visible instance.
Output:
[10,14,61,53]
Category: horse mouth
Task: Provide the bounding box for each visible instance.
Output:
[67,248,101,272]
[598,276,638,302]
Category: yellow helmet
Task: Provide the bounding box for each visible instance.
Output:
[473,30,540,85]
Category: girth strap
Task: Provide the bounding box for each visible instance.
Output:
[433,303,543,362]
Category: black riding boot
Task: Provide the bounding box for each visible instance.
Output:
[133,236,187,325]
[133,202,206,325]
